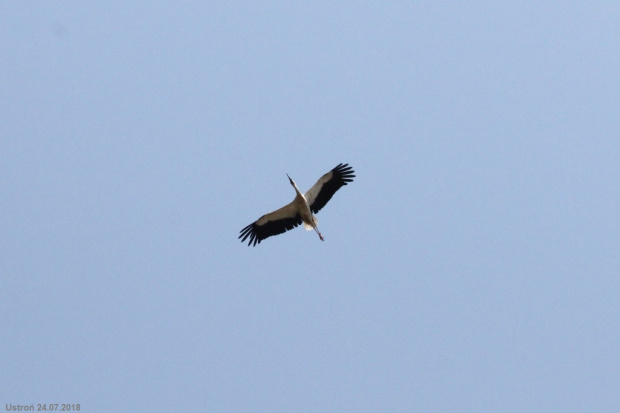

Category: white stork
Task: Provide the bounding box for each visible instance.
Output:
[239,163,355,246]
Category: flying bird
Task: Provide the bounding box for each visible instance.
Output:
[239,163,355,246]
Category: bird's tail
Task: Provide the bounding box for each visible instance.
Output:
[303,216,318,231]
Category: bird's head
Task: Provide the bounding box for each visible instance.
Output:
[286,173,295,186]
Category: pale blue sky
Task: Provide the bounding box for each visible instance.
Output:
[2,2,619,412]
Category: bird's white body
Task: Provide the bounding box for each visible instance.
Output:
[293,194,314,229]
[256,176,322,239]
[291,180,322,236]
[239,163,355,246]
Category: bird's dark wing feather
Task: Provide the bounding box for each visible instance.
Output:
[239,202,303,246]
[305,163,355,214]
[239,216,302,246]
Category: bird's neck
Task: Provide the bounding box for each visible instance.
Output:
[292,184,305,199]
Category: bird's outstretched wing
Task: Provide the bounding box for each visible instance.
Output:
[304,163,355,214]
[239,202,303,246]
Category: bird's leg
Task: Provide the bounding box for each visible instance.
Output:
[314,227,324,241]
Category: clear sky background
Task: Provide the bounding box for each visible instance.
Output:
[2,2,619,412]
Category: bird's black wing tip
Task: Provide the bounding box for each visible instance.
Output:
[334,163,355,184]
